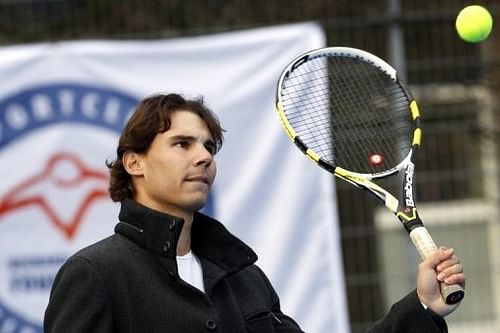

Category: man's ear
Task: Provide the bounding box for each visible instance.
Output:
[122,151,144,176]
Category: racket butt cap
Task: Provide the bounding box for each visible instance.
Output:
[442,284,465,304]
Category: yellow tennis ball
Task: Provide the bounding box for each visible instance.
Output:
[456,5,493,43]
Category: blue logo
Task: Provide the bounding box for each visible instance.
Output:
[0,83,138,149]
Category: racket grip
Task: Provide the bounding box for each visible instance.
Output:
[409,226,465,305]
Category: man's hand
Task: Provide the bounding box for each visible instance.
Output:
[417,247,466,317]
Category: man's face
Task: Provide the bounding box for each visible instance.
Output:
[131,110,217,217]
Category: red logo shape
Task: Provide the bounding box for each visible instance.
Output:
[0,152,109,239]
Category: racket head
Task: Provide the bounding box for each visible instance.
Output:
[276,47,421,179]
[275,48,465,305]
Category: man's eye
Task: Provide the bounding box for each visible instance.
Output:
[204,142,217,155]
[175,141,189,148]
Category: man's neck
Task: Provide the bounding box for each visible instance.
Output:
[176,215,193,256]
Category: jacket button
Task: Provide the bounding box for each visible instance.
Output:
[163,241,171,252]
[169,220,176,230]
[205,319,217,330]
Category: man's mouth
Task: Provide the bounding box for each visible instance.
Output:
[185,175,210,184]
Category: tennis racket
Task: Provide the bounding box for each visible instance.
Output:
[275,46,464,305]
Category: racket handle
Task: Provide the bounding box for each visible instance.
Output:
[409,226,465,305]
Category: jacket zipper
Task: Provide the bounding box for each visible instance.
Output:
[268,311,282,324]
[118,221,144,233]
[246,310,282,324]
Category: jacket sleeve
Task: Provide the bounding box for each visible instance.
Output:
[367,290,448,333]
[44,256,113,333]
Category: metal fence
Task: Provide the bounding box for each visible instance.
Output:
[1,0,499,332]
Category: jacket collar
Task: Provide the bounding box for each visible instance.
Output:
[115,198,257,274]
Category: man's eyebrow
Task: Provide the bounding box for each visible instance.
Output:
[168,134,196,142]
[169,134,215,145]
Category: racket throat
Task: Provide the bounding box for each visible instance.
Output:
[397,209,423,233]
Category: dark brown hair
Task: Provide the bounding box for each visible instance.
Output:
[106,93,224,202]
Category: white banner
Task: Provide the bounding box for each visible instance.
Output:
[0,23,349,332]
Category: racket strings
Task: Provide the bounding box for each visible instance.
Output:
[280,55,414,174]
[283,62,334,158]
[330,58,409,171]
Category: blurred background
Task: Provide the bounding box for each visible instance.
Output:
[1,0,499,332]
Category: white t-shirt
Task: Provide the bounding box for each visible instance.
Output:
[176,251,205,293]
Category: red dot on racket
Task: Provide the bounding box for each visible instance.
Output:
[369,153,383,165]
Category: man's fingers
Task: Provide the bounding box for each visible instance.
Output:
[437,263,463,281]
[438,247,454,260]
[437,255,460,271]
[443,273,466,286]
[421,247,454,270]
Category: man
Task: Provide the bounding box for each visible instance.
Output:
[44,93,465,332]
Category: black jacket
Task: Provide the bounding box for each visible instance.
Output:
[44,199,447,332]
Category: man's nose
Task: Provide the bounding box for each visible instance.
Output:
[195,144,213,166]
